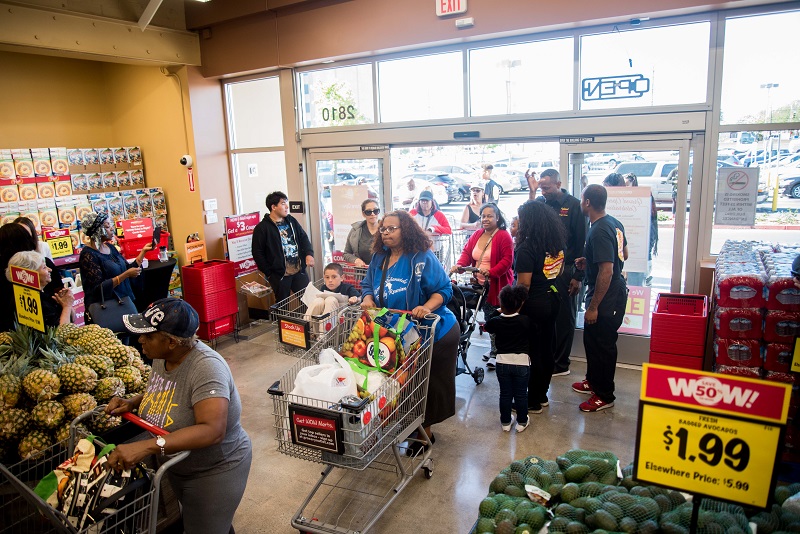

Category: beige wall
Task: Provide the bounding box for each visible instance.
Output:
[198,0,782,77]
[0,51,206,266]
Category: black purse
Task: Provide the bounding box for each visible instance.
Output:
[87,287,137,333]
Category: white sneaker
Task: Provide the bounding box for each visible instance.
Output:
[516,420,529,433]
[501,414,516,432]
[552,369,571,377]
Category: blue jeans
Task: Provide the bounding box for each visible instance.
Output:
[496,363,530,425]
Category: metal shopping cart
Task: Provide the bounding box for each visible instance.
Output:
[430,233,453,270]
[268,307,439,534]
[0,408,188,534]
[271,270,366,355]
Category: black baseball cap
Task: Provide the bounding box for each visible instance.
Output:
[123,298,200,338]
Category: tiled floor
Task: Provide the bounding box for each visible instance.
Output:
[220,326,644,534]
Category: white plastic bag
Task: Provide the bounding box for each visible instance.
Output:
[291,348,357,404]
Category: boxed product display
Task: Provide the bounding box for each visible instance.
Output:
[30,148,52,177]
[100,171,117,190]
[36,181,55,199]
[127,146,142,166]
[0,149,14,179]
[113,147,128,165]
[86,172,103,191]
[99,147,114,166]
[12,148,34,178]
[17,177,37,201]
[49,147,70,176]
[83,148,100,167]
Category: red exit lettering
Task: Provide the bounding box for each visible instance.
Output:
[437,0,466,16]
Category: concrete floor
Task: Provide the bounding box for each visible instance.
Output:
[218,326,644,534]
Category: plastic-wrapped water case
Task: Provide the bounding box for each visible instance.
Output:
[764,370,795,384]
[764,342,793,373]
[763,310,800,343]
[715,242,767,308]
[714,337,762,368]
[714,363,762,378]
[714,307,763,340]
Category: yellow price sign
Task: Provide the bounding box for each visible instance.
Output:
[48,236,74,258]
[791,337,800,373]
[635,403,781,508]
[13,284,44,332]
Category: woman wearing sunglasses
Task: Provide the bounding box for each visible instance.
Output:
[343,199,381,267]
[361,210,459,456]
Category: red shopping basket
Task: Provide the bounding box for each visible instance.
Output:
[650,293,708,348]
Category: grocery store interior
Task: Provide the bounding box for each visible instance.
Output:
[1,0,800,533]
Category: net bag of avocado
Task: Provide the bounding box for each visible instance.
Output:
[475,493,547,534]
[557,449,620,486]
[550,485,663,533]
[748,483,800,533]
[660,499,752,534]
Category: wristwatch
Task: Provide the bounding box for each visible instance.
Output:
[155,435,166,456]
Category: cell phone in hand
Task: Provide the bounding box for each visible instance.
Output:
[151,227,162,249]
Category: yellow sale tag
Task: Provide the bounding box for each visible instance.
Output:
[48,236,74,258]
[13,284,44,332]
[635,403,781,508]
[791,337,800,373]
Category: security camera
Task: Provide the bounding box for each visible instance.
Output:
[180,155,193,167]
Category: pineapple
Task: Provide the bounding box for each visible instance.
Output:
[98,343,132,368]
[74,354,114,379]
[22,368,60,401]
[130,356,151,384]
[0,354,29,410]
[90,412,122,434]
[114,366,142,392]
[93,377,125,403]
[18,429,51,460]
[0,332,12,346]
[54,422,89,443]
[54,323,79,344]
[61,393,97,419]
[30,400,65,430]
[57,363,97,394]
[0,408,30,440]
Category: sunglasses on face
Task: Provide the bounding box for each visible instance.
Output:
[363,209,380,216]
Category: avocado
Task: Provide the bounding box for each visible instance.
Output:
[494,508,517,525]
[504,485,526,498]
[479,497,498,518]
[565,520,589,534]
[490,473,509,493]
[476,517,495,533]
[619,516,638,533]
[601,501,623,521]
[494,519,516,534]
[592,509,618,531]
[561,482,580,503]
[654,494,673,514]
[565,465,591,482]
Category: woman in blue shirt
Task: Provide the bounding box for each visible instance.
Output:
[361,210,459,456]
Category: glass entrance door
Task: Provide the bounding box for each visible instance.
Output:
[306,148,390,266]
[560,138,696,364]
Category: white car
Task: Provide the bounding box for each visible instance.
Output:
[392,176,448,210]
[427,163,519,193]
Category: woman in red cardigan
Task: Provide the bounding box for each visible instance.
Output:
[450,203,514,368]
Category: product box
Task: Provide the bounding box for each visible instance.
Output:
[71,173,88,192]
[12,149,34,179]
[154,214,168,232]
[67,148,85,167]
[136,188,153,218]
[0,183,20,203]
[21,208,41,235]
[39,206,59,231]
[86,172,103,192]
[100,171,118,190]
[36,181,55,200]
[0,210,20,226]
[129,169,144,187]
[121,190,139,219]
[88,194,108,216]
[116,170,132,189]
[57,205,77,229]
[49,147,70,176]
[70,229,81,251]
[0,149,15,180]
[53,175,72,197]
[17,177,38,201]
[127,147,142,167]
[75,198,92,225]
[98,147,115,167]
[30,148,53,177]
[764,342,792,373]
[150,187,166,215]
[106,192,124,222]
[83,148,101,170]
[113,147,128,167]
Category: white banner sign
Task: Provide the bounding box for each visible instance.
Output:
[330,185,369,254]
[715,167,759,226]
[604,186,651,273]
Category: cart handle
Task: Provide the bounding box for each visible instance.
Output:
[268,380,284,397]
[122,412,169,436]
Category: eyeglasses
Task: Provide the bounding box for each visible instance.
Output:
[379,226,400,235]
[363,209,380,216]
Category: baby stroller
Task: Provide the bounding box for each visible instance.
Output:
[447,266,488,385]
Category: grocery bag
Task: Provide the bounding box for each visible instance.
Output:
[290,348,357,404]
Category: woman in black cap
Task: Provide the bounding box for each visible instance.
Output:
[79,211,151,316]
[409,189,452,235]
[106,298,252,534]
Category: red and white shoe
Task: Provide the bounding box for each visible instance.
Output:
[571,380,593,394]
[580,395,614,412]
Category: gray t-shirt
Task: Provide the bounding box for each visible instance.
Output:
[138,341,250,478]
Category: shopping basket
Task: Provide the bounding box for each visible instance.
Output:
[268,307,439,534]
[271,278,361,355]
[0,408,188,534]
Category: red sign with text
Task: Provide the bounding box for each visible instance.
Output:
[10,265,41,290]
[641,364,791,424]
[436,0,467,16]
[119,217,154,239]
[43,229,70,240]
[224,212,260,277]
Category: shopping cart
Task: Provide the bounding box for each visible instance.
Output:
[0,408,188,534]
[430,233,453,270]
[340,264,368,291]
[268,307,439,534]
[271,277,363,355]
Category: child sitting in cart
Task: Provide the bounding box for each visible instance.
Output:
[484,284,531,433]
[305,263,361,333]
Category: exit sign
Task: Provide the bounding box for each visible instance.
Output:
[436,0,467,17]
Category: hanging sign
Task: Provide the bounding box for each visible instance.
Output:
[633,364,791,509]
[436,0,467,16]
[224,212,260,277]
[604,186,651,273]
[582,74,651,101]
[714,167,759,226]
[10,265,44,332]
[44,229,74,259]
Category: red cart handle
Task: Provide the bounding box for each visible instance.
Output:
[122,412,169,436]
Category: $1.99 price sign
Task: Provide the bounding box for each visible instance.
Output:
[12,284,44,332]
[44,229,73,259]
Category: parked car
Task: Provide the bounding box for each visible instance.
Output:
[427,163,519,194]
[426,165,472,200]
[614,161,678,203]
[585,153,621,170]
[743,149,790,167]
[392,173,455,209]
[782,174,800,199]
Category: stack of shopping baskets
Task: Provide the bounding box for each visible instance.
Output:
[268,307,439,533]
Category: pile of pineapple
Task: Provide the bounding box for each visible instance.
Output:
[0,323,151,462]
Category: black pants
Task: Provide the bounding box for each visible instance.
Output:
[553,271,578,373]
[268,271,309,303]
[584,284,627,403]
[525,289,560,407]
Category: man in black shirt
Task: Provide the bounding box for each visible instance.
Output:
[573,184,628,413]
[527,169,587,376]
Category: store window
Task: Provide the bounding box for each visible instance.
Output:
[579,22,710,110]
[232,152,288,219]
[721,10,800,125]
[226,77,283,148]
[710,130,799,255]
[299,64,375,129]
[378,52,464,122]
[468,38,573,116]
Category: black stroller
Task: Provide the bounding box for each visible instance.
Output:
[448,266,489,385]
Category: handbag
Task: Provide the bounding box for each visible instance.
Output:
[87,287,137,333]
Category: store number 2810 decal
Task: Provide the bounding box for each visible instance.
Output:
[321,106,356,122]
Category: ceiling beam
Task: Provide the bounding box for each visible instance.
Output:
[138,0,166,31]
